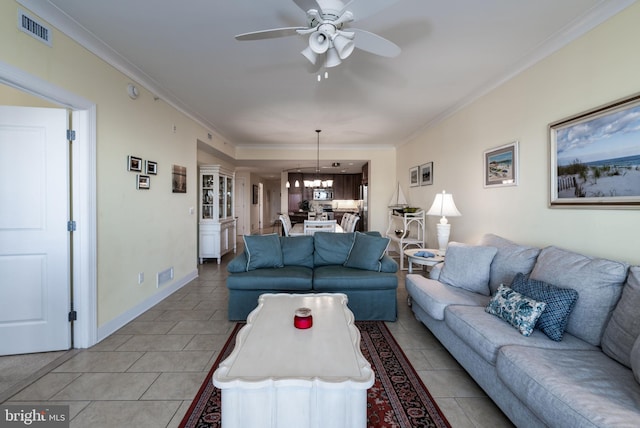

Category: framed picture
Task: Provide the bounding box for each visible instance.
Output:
[128,155,142,172]
[483,141,519,187]
[409,166,419,187]
[146,160,157,175]
[136,174,150,190]
[420,162,433,186]
[550,92,640,208]
[252,184,258,204]
[172,165,187,193]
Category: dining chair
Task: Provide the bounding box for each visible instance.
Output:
[347,215,360,232]
[279,214,292,236]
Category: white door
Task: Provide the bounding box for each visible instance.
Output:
[0,106,70,355]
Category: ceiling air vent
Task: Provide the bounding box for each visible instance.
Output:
[18,9,52,47]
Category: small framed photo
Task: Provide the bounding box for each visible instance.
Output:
[172,165,187,193]
[128,155,142,172]
[409,166,419,187]
[420,162,433,186]
[146,160,157,175]
[137,174,150,190]
[484,141,519,187]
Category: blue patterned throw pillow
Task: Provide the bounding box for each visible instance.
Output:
[485,284,547,336]
[510,273,579,341]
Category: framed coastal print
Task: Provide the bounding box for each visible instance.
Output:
[420,162,433,186]
[550,92,640,208]
[483,141,518,188]
[409,166,419,187]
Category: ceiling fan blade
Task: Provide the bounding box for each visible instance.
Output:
[292,0,321,13]
[235,27,306,41]
[341,0,400,22]
[352,29,401,57]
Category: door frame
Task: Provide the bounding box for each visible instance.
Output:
[0,60,98,349]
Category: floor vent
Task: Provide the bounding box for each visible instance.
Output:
[157,267,174,288]
[18,9,52,47]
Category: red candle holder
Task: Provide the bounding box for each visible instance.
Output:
[294,307,313,329]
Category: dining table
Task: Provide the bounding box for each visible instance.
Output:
[289,221,344,236]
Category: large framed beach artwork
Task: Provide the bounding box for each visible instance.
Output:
[483,141,518,187]
[550,92,640,208]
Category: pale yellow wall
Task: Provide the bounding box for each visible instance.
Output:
[397,3,640,264]
[0,1,227,326]
[0,83,58,107]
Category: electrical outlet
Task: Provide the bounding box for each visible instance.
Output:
[138,272,144,284]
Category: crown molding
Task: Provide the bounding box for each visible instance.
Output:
[16,0,233,147]
[400,0,637,147]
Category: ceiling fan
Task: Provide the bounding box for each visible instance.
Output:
[235,0,401,70]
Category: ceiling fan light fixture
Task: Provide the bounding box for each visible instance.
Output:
[325,47,342,68]
[309,30,330,54]
[333,32,355,59]
[301,46,318,64]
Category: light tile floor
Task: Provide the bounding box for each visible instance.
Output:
[1,247,514,428]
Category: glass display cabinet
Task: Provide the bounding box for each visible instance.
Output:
[199,165,236,264]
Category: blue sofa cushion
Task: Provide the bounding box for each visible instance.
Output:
[344,232,390,271]
[511,273,578,342]
[280,235,315,268]
[313,265,398,290]
[485,284,547,336]
[313,232,356,266]
[226,266,313,291]
[243,234,283,270]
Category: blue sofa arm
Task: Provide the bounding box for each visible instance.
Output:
[227,252,248,273]
[380,254,398,273]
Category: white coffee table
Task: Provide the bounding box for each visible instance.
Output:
[213,293,374,428]
[404,248,444,274]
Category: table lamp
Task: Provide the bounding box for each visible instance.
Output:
[426,190,461,254]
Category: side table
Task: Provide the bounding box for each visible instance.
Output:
[404,248,444,274]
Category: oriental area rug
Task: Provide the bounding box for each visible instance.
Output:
[180,321,451,428]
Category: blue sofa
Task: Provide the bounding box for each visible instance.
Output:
[226,232,398,321]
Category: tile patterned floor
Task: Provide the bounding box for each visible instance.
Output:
[1,247,514,427]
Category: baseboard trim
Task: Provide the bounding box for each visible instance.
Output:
[96,269,198,344]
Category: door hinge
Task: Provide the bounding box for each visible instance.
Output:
[67,220,76,232]
[68,310,77,322]
[67,129,76,141]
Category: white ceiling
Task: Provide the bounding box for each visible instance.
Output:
[23,0,633,177]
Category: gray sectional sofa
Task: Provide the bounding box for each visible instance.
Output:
[406,233,640,428]
[226,231,398,321]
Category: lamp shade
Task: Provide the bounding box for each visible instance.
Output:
[427,191,461,220]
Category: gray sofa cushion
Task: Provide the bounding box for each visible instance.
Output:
[406,274,490,321]
[439,242,497,296]
[479,233,541,294]
[445,305,596,365]
[530,246,628,346]
[497,346,640,428]
[632,336,640,384]
[602,266,640,368]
